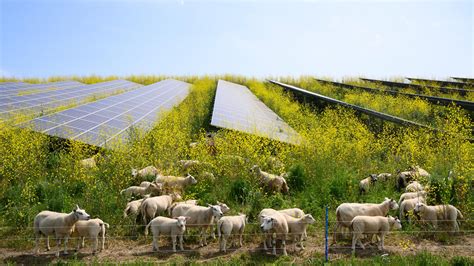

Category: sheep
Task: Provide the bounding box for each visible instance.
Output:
[217,214,247,252]
[376,173,392,182]
[259,210,289,256]
[72,218,109,253]
[280,213,316,250]
[123,196,151,218]
[406,181,424,192]
[414,202,463,233]
[397,170,415,191]
[178,160,200,172]
[34,205,91,256]
[398,191,427,206]
[140,181,152,188]
[120,182,163,197]
[399,197,426,223]
[359,174,378,194]
[171,204,223,246]
[80,155,97,169]
[145,216,188,252]
[132,166,161,178]
[250,165,289,194]
[155,174,197,192]
[333,198,399,244]
[408,165,431,177]
[278,208,305,218]
[350,216,402,253]
[141,193,182,225]
[210,201,231,239]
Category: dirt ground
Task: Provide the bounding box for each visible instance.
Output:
[1,233,473,264]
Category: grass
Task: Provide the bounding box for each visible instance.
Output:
[0,75,472,265]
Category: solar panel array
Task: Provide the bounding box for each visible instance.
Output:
[22,79,191,147]
[0,80,142,119]
[211,80,301,145]
[0,80,84,97]
[0,82,30,89]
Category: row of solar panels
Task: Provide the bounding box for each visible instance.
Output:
[1,79,301,148]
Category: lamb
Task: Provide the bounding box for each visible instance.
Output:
[145,216,188,252]
[140,181,152,188]
[399,198,426,223]
[251,165,289,194]
[171,204,223,246]
[281,213,316,250]
[34,205,91,256]
[376,173,392,182]
[278,208,305,218]
[408,165,431,177]
[132,166,160,178]
[259,210,289,256]
[178,160,200,172]
[414,202,463,233]
[120,182,163,197]
[398,191,427,206]
[155,174,197,191]
[350,216,402,253]
[141,193,182,224]
[72,218,109,253]
[217,214,247,252]
[406,181,424,192]
[359,174,378,194]
[333,198,399,244]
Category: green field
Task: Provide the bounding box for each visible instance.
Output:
[0,76,472,265]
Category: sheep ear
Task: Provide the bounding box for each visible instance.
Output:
[75,204,80,210]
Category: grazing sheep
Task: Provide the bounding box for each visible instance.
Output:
[406,181,424,192]
[171,204,223,246]
[217,214,247,252]
[359,174,378,194]
[123,196,151,218]
[398,191,427,206]
[155,174,197,192]
[259,210,289,256]
[140,181,152,188]
[414,202,463,233]
[279,208,305,218]
[376,173,392,182]
[333,198,399,244]
[408,165,431,177]
[281,213,316,250]
[80,155,97,169]
[178,160,200,172]
[397,171,415,191]
[72,218,109,253]
[399,198,426,223]
[141,193,182,225]
[251,165,289,194]
[34,205,91,256]
[132,166,161,178]
[145,216,188,252]
[351,216,402,253]
[120,182,163,197]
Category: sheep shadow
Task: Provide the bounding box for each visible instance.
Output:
[329,243,391,258]
[2,250,90,264]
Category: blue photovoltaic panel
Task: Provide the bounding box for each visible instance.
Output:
[0,82,31,89]
[0,81,84,97]
[210,80,301,144]
[0,80,142,119]
[21,79,191,148]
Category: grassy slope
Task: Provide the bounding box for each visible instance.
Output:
[0,76,472,265]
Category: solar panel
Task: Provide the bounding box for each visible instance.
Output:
[451,77,474,84]
[0,80,84,97]
[406,77,472,89]
[0,82,30,89]
[210,80,301,144]
[0,80,142,119]
[21,79,191,148]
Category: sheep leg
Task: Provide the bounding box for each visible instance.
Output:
[263,233,268,251]
[81,236,85,248]
[281,237,287,256]
[101,231,105,251]
[332,222,340,244]
[63,235,70,255]
[152,232,159,251]
[272,237,276,255]
[55,235,61,257]
[222,234,227,252]
[179,233,184,251]
[93,236,98,254]
[239,230,243,247]
[46,235,51,251]
[171,235,177,252]
[378,233,385,251]
[299,234,305,250]
[34,233,41,254]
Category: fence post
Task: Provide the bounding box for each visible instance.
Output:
[325,206,329,262]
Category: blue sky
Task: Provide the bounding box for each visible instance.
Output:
[0,0,472,78]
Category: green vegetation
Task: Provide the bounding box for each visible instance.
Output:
[0,76,472,264]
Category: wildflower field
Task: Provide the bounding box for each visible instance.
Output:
[0,76,472,265]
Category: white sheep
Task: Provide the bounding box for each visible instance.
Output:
[72,218,109,253]
[178,160,200,172]
[132,166,161,178]
[278,208,307,239]
[145,216,188,252]
[408,165,431,177]
[34,205,91,256]
[398,191,427,206]
[414,202,463,233]
[333,198,399,244]
[281,213,316,250]
[251,165,289,194]
[139,181,152,188]
[120,182,163,197]
[359,174,378,194]
[217,214,247,252]
[399,197,426,223]
[259,210,289,256]
[350,216,402,253]
[155,174,197,192]
[405,181,424,192]
[171,204,223,246]
[141,193,182,225]
[123,196,150,218]
[376,173,392,182]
